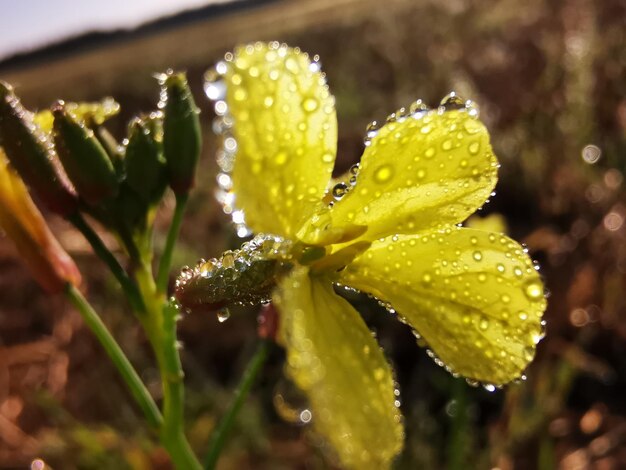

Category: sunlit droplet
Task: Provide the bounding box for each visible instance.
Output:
[302,97,319,112]
[581,144,601,164]
[524,281,543,300]
[217,308,231,323]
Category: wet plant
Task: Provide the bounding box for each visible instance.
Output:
[0,42,547,469]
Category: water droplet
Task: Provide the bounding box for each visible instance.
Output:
[524,281,543,300]
[322,152,334,163]
[366,120,381,134]
[472,251,483,261]
[222,252,235,268]
[217,308,231,323]
[233,88,247,101]
[409,99,429,115]
[302,97,318,112]
[395,106,410,119]
[332,183,349,199]
[465,100,480,118]
[468,141,480,155]
[479,316,489,331]
[581,144,601,164]
[299,409,312,423]
[274,152,288,165]
[439,92,465,110]
[374,164,393,183]
[204,78,226,101]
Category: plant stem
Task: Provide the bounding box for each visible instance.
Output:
[156,193,188,293]
[204,340,270,470]
[134,255,201,470]
[65,284,162,429]
[447,378,469,470]
[68,213,145,313]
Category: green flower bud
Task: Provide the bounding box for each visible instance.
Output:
[160,71,201,195]
[0,81,78,216]
[52,101,119,206]
[125,115,167,205]
[174,235,293,312]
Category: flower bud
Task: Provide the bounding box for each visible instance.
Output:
[0,147,81,293]
[52,101,119,205]
[174,235,292,312]
[125,116,167,205]
[160,72,202,195]
[0,81,77,216]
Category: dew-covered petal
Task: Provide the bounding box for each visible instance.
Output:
[329,109,498,241]
[274,267,404,469]
[340,227,547,385]
[218,43,337,238]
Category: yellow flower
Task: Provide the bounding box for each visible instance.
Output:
[0,147,81,293]
[205,42,546,469]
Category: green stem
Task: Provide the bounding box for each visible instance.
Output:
[447,378,469,470]
[204,340,270,470]
[68,213,145,313]
[134,256,201,470]
[65,284,162,429]
[156,193,188,293]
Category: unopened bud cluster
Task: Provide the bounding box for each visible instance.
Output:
[0,71,201,235]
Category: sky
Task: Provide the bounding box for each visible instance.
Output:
[0,0,235,61]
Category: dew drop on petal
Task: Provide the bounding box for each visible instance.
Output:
[524,281,543,300]
[468,141,480,155]
[322,152,334,163]
[302,97,319,112]
[332,183,349,199]
[439,91,465,110]
[409,99,429,115]
[374,164,394,183]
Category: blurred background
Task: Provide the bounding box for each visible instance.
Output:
[1,0,625,468]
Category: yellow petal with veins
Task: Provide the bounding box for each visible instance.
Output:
[274,267,404,469]
[223,43,337,238]
[340,227,546,385]
[329,109,498,241]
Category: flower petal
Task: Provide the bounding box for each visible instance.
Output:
[0,147,81,293]
[330,109,498,241]
[274,267,403,469]
[340,227,546,385]
[218,43,337,238]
